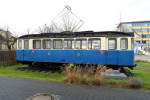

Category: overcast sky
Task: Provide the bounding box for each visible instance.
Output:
[0,0,149,35]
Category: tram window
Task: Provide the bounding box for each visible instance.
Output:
[82,40,87,49]
[24,40,29,49]
[33,40,41,49]
[131,38,134,49]
[64,39,73,49]
[88,39,101,49]
[18,40,22,49]
[120,38,128,50]
[53,39,63,49]
[75,39,87,49]
[108,38,117,50]
[75,40,81,49]
[43,39,51,49]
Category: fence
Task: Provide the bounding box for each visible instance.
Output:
[0,50,16,65]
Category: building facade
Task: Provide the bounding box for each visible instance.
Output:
[117,21,150,53]
[0,30,16,50]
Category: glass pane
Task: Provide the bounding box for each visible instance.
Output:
[88,40,92,49]
[108,39,116,50]
[33,40,41,49]
[24,40,29,49]
[88,39,101,50]
[82,40,87,49]
[120,38,128,50]
[93,40,101,49]
[18,40,22,49]
[75,40,81,49]
[43,40,51,49]
[64,40,72,49]
[53,40,62,49]
[131,38,134,49]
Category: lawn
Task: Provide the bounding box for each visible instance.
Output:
[0,64,65,82]
[105,61,150,90]
[132,61,150,90]
[0,62,150,90]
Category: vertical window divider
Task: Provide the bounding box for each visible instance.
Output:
[85,39,88,50]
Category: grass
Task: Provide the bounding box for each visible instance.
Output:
[0,61,150,90]
[0,64,65,82]
[105,61,150,90]
[132,61,150,89]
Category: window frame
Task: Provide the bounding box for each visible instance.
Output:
[53,39,63,49]
[108,38,117,50]
[33,40,41,49]
[24,39,29,49]
[42,39,51,49]
[18,40,22,49]
[75,38,87,50]
[120,38,128,50]
[88,38,101,50]
[63,39,74,49]
[75,39,82,49]
[131,38,134,50]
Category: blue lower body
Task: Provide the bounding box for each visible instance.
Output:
[16,50,134,68]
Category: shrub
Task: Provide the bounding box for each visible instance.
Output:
[64,65,105,86]
[64,65,143,89]
[64,66,79,84]
[127,77,143,89]
[90,75,104,86]
[78,74,90,85]
[135,59,147,62]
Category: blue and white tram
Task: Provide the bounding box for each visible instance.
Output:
[16,31,135,69]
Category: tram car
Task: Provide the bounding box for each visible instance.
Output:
[16,31,135,69]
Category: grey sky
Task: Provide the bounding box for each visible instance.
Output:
[0,0,149,35]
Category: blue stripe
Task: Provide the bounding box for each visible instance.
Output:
[16,50,134,67]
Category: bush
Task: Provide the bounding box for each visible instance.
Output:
[64,66,79,84]
[64,65,104,86]
[78,74,90,85]
[90,75,104,86]
[127,77,143,89]
[64,65,143,89]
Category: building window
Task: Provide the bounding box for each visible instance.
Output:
[24,40,29,49]
[108,38,117,50]
[75,39,87,49]
[88,38,101,50]
[120,38,128,50]
[143,34,150,38]
[142,40,146,44]
[18,40,22,49]
[33,40,41,49]
[64,39,73,49]
[43,39,51,49]
[53,39,63,49]
[136,41,140,43]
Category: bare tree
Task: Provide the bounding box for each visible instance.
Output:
[0,28,17,50]
[38,24,59,33]
[54,5,84,32]
[38,5,84,33]
[61,11,84,32]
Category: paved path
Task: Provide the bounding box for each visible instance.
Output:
[135,55,150,62]
[0,77,149,100]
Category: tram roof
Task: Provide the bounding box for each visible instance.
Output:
[18,31,134,39]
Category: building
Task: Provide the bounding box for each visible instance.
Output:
[0,29,16,50]
[117,21,150,53]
